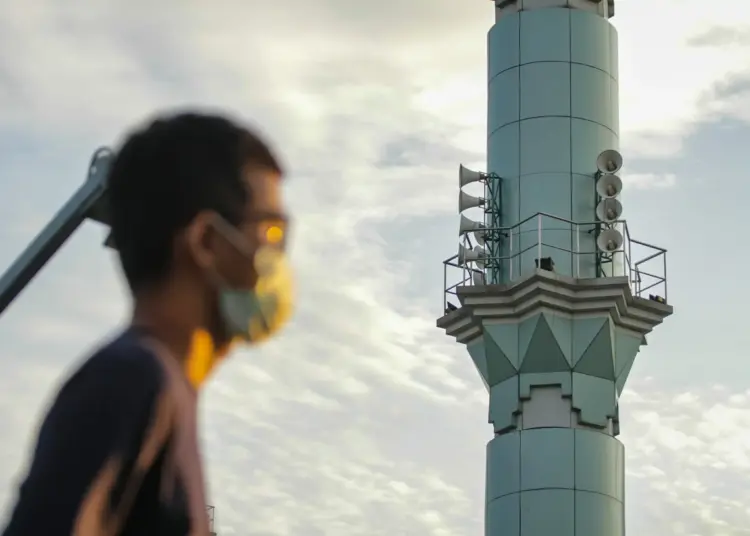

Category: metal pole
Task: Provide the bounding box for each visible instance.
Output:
[662,251,669,303]
[576,224,581,279]
[443,261,447,311]
[0,149,112,317]
[537,214,542,270]
[509,226,513,280]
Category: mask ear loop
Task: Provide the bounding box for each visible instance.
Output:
[211,216,257,258]
[208,215,259,289]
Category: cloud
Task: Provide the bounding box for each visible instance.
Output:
[702,73,750,123]
[686,26,750,48]
[620,381,750,535]
[613,2,750,157]
[0,1,749,535]
[621,172,677,190]
[2,0,750,162]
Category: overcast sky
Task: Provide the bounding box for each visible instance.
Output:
[0,0,749,534]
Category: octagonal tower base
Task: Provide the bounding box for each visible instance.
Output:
[437,269,672,536]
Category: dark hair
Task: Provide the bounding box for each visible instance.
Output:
[107,111,282,293]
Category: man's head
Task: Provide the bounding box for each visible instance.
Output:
[107,112,292,379]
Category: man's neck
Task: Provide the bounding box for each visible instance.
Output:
[132,294,196,364]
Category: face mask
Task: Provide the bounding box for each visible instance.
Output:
[206,213,294,343]
[218,245,294,344]
[186,219,294,388]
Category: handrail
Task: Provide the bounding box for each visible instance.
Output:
[442,212,667,311]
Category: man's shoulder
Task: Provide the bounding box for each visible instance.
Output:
[32,329,170,451]
[62,329,166,400]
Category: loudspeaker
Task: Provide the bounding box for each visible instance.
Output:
[596,228,623,252]
[596,198,623,222]
[459,191,485,212]
[459,164,484,187]
[596,149,623,174]
[458,244,486,267]
[459,214,483,235]
[596,173,622,198]
[472,270,486,286]
[474,230,486,246]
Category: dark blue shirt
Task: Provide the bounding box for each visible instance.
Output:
[2,329,209,536]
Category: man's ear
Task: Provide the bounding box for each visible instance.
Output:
[183,211,218,273]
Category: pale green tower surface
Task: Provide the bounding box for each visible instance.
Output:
[489,5,619,282]
[440,1,673,536]
[439,273,672,535]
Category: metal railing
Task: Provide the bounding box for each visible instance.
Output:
[442,212,667,312]
[207,505,216,535]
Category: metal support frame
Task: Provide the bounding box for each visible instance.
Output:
[0,148,114,317]
[482,173,503,284]
[207,505,217,535]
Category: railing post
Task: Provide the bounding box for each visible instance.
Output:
[636,269,640,296]
[537,214,542,271]
[661,251,669,303]
[443,261,447,311]
[575,223,581,279]
[626,222,630,280]
[510,227,513,280]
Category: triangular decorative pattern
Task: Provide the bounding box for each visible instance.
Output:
[614,330,642,378]
[519,315,569,373]
[467,338,490,390]
[572,317,607,366]
[543,313,573,366]
[484,332,517,386]
[485,323,520,368]
[518,315,540,362]
[574,322,615,380]
[615,357,636,395]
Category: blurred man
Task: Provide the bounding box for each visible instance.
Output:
[2,112,293,535]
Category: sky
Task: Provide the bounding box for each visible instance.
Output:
[0,0,749,534]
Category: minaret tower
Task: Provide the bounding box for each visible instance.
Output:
[439,1,673,535]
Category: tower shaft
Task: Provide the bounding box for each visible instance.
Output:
[488,0,618,284]
[440,2,672,536]
[488,4,627,535]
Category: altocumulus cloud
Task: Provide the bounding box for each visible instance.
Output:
[620,382,750,536]
[0,0,750,534]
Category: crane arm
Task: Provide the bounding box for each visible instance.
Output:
[0,148,113,317]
